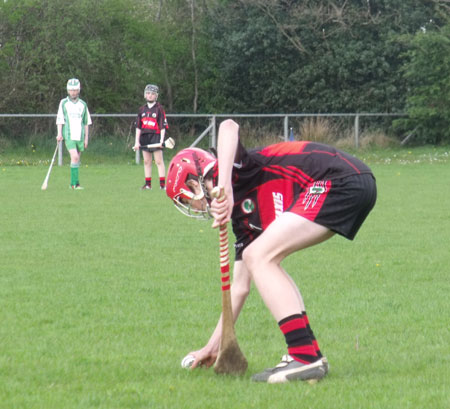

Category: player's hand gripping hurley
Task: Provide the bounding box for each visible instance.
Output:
[211,186,248,375]
[133,137,175,151]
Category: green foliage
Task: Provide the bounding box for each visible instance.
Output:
[1,0,449,146]
[204,0,439,114]
[395,24,450,144]
[0,0,152,114]
[0,0,204,140]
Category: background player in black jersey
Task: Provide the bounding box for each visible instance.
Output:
[134,84,169,190]
[166,119,377,383]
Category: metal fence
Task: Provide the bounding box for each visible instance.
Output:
[0,112,405,165]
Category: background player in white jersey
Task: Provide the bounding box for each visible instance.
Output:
[56,78,92,189]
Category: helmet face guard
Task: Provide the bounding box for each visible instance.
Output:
[166,148,216,220]
[172,190,212,220]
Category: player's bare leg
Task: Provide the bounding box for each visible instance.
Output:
[243,212,333,321]
[68,148,80,164]
[242,212,333,382]
[153,149,166,189]
[142,150,153,189]
[282,267,306,312]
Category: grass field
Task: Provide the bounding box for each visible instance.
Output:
[0,146,449,409]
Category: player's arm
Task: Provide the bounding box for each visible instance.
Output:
[84,125,89,148]
[56,102,64,141]
[83,108,91,148]
[56,124,63,142]
[190,260,251,368]
[211,119,240,227]
[159,108,166,145]
[134,123,142,150]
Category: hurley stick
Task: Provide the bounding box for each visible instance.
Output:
[211,186,248,375]
[133,137,175,150]
[41,142,59,190]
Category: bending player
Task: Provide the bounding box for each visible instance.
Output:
[166,119,377,383]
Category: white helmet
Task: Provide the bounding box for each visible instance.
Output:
[67,78,81,91]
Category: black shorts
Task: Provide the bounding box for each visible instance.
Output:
[289,173,377,240]
[140,133,162,152]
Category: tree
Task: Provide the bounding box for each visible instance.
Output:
[203,0,441,114]
[396,23,450,144]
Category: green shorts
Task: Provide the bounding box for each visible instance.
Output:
[65,138,85,152]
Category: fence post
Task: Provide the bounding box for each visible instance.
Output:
[284,116,289,141]
[210,115,216,148]
[354,114,360,149]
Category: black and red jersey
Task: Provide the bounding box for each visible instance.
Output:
[136,102,168,135]
[213,141,374,259]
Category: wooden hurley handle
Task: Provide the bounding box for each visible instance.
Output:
[212,186,248,375]
[211,187,230,292]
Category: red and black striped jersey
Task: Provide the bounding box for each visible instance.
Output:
[215,141,373,259]
[136,102,168,135]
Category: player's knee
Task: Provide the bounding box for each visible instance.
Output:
[70,154,80,163]
[242,245,264,274]
[234,281,251,300]
[243,244,281,278]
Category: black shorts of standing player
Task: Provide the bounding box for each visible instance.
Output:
[289,173,377,240]
[140,133,163,153]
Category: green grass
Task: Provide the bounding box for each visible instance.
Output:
[0,147,449,409]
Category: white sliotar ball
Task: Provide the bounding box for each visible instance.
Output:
[181,354,195,369]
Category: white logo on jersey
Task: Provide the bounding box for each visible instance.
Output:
[143,118,156,127]
[272,192,284,218]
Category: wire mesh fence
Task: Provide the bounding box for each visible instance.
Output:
[0,113,406,162]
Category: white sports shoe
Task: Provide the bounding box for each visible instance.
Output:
[251,354,328,384]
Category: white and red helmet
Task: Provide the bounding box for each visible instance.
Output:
[166,148,216,219]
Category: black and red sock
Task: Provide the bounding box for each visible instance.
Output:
[160,177,165,189]
[145,177,152,188]
[279,313,319,364]
[303,311,323,358]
